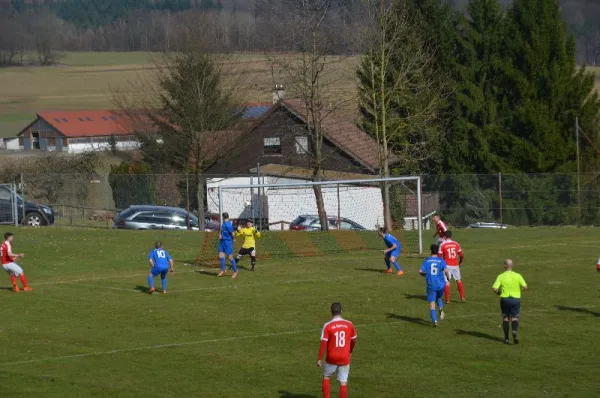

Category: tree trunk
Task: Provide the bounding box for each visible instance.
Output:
[196,172,206,230]
[312,172,328,231]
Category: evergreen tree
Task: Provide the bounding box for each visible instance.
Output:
[500,0,600,172]
[445,0,506,173]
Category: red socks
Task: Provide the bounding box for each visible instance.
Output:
[340,385,348,398]
[19,274,28,288]
[444,285,450,302]
[322,378,331,398]
[456,280,465,299]
[10,275,17,287]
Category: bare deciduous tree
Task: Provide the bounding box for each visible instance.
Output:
[358,0,448,230]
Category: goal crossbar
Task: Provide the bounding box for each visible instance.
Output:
[217,176,423,254]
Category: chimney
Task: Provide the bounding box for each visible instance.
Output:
[273,84,285,104]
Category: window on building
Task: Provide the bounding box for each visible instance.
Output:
[263,137,281,154]
[295,136,309,154]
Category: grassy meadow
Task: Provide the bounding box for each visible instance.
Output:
[0,226,598,397]
[0,52,359,138]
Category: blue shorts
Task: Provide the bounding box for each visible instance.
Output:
[218,241,233,255]
[386,249,400,259]
[426,288,444,303]
[151,267,169,278]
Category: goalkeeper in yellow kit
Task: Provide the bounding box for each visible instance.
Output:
[235,219,261,271]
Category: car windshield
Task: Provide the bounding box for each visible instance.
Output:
[292,216,309,225]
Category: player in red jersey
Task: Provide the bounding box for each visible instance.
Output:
[438,230,465,303]
[1,232,31,292]
[597,257,600,272]
[432,214,448,245]
[317,302,357,398]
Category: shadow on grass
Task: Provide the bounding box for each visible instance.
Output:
[135,285,150,293]
[386,313,431,327]
[354,268,384,273]
[278,391,316,398]
[405,293,426,301]
[195,270,219,277]
[455,329,505,342]
[556,305,600,317]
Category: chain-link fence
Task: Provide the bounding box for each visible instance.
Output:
[16,172,600,229]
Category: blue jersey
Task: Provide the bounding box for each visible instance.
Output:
[420,256,447,291]
[383,233,401,250]
[220,220,235,243]
[149,249,172,270]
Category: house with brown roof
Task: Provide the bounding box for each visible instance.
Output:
[205,98,398,177]
[12,104,272,153]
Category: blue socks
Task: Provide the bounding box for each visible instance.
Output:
[161,275,167,291]
[219,257,226,272]
[384,258,391,269]
[430,309,438,323]
[437,299,444,311]
[148,275,154,289]
[393,261,402,272]
[231,258,238,272]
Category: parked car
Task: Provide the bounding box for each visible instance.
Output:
[290,215,367,231]
[113,205,204,231]
[467,222,509,229]
[0,185,54,226]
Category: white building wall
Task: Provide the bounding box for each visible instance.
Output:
[207,176,383,230]
[67,141,141,153]
[4,138,20,150]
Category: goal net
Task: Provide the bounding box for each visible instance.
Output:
[203,176,423,260]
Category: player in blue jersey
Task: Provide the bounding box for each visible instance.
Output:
[378,228,404,275]
[419,244,450,326]
[147,241,174,294]
[218,212,238,278]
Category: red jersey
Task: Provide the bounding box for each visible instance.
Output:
[439,239,463,266]
[436,220,448,238]
[1,241,14,265]
[318,317,357,365]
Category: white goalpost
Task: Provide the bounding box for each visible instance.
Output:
[212,176,423,254]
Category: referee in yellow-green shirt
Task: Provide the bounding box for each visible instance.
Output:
[492,259,528,345]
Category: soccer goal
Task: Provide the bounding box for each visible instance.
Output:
[212,176,424,254]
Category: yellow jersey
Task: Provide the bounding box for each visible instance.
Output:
[492,270,527,299]
[235,227,261,249]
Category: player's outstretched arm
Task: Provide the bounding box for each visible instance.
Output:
[169,259,175,273]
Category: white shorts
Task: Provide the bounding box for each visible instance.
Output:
[323,362,350,383]
[3,262,24,276]
[444,266,461,282]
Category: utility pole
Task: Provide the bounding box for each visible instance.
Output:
[576,117,581,227]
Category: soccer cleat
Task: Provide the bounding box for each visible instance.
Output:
[504,339,510,345]
[384,268,393,274]
[397,270,404,276]
[23,287,32,291]
[13,285,19,292]
[217,271,226,277]
[149,287,155,294]
[445,301,450,304]
[513,332,519,344]
[232,272,238,279]
[461,298,467,303]
[440,311,445,320]
[162,290,167,294]
[251,266,255,272]
[433,321,438,327]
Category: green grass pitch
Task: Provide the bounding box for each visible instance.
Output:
[0,227,598,397]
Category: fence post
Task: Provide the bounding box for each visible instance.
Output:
[218,185,223,226]
[104,173,110,229]
[337,183,341,230]
[576,117,581,227]
[20,173,25,221]
[417,176,423,255]
[498,172,503,224]
[13,183,18,227]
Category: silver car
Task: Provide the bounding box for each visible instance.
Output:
[113,205,200,230]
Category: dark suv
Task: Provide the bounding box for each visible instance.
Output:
[113,205,205,231]
[0,185,55,226]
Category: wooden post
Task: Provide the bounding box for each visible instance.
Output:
[498,172,503,224]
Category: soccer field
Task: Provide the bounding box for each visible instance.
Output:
[0,227,598,397]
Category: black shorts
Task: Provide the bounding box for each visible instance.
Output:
[237,247,255,256]
[500,298,521,318]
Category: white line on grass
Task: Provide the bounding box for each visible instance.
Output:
[63,275,364,293]
[1,304,597,367]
